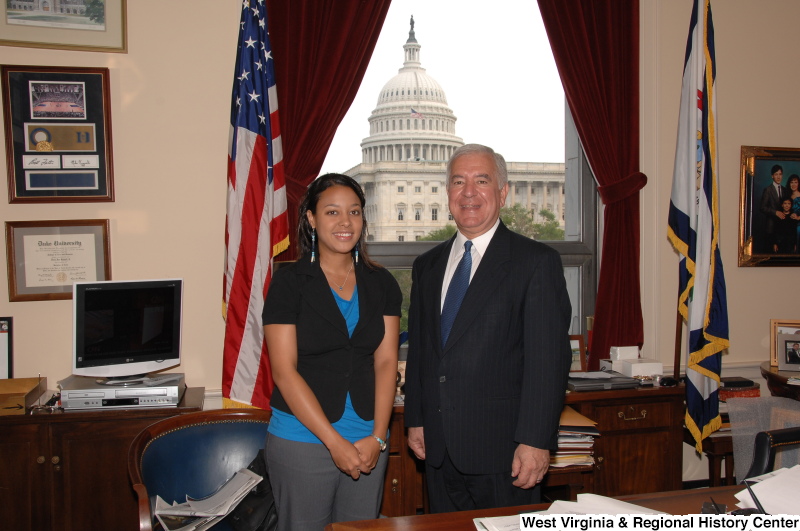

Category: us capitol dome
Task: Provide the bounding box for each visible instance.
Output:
[346,17,565,242]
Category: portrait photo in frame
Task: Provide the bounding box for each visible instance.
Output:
[739,146,800,266]
[569,334,587,372]
[1,65,115,203]
[5,219,111,302]
[0,316,11,379]
[0,1,126,53]
[778,334,800,371]
[770,319,800,367]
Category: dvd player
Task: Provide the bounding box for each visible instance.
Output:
[59,373,185,410]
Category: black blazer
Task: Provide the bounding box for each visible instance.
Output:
[262,257,401,422]
[404,223,572,474]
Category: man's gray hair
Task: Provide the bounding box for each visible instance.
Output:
[446,144,508,189]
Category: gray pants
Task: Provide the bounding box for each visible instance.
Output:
[265,432,387,531]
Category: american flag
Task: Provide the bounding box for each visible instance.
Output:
[410,107,424,118]
[667,0,728,451]
[223,0,289,409]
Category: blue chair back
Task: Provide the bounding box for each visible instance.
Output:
[129,408,271,531]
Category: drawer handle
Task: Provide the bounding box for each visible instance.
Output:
[617,408,647,421]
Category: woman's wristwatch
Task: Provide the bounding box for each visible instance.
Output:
[372,434,387,451]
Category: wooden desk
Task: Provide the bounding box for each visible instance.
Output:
[760,361,800,401]
[564,385,685,495]
[325,485,743,530]
[683,428,734,487]
[0,387,204,531]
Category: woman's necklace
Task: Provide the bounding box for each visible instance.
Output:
[324,261,354,291]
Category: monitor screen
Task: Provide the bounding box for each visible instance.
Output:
[73,279,183,379]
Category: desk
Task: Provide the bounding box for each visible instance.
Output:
[760,362,800,401]
[0,387,204,531]
[683,427,734,487]
[325,485,744,530]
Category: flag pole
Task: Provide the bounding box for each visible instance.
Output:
[673,307,682,380]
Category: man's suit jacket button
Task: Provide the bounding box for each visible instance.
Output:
[439,376,446,382]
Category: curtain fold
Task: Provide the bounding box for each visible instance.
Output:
[266,0,392,259]
[537,0,645,369]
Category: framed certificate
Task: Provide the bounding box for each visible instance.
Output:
[5,219,111,302]
[1,65,115,203]
[0,1,126,53]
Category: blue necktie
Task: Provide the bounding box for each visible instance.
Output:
[441,241,472,348]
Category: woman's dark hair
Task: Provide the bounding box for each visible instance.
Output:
[297,173,377,268]
[788,174,800,190]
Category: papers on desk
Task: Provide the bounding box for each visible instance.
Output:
[552,406,599,467]
[734,465,800,515]
[473,493,664,531]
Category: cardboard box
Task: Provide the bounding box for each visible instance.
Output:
[609,346,639,360]
[599,358,626,373]
[619,358,663,378]
[0,377,48,415]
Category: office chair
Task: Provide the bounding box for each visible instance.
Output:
[128,408,272,531]
[743,426,800,480]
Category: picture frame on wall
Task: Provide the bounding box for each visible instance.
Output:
[569,334,587,372]
[0,316,11,379]
[5,219,111,302]
[770,319,800,367]
[777,334,800,371]
[0,1,127,53]
[1,65,115,203]
[739,145,800,266]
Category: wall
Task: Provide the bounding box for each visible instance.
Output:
[0,0,797,459]
[0,2,240,398]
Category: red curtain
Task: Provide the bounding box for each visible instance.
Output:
[537,0,646,369]
[266,0,392,260]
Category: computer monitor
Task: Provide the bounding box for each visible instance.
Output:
[72,279,183,379]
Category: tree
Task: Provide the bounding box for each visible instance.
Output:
[85,0,106,24]
[420,224,457,241]
[500,205,565,241]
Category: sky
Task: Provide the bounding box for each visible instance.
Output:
[319,0,565,175]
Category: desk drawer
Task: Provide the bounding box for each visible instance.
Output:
[593,401,673,431]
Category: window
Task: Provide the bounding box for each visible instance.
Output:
[398,235,405,242]
[414,186,421,193]
[432,186,438,193]
[414,209,421,221]
[398,210,404,221]
[431,207,438,221]
[398,186,404,193]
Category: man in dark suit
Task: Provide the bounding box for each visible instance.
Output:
[760,164,788,252]
[404,144,572,512]
[787,343,800,365]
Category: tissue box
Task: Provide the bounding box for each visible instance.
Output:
[599,359,626,373]
[609,346,639,360]
[620,358,663,378]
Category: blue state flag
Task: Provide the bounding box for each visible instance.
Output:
[667,0,729,452]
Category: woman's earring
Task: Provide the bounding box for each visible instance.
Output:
[311,229,316,263]
[354,243,359,264]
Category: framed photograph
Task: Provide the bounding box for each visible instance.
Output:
[569,334,587,372]
[5,219,111,302]
[1,65,115,203]
[778,334,800,371]
[0,317,11,379]
[0,1,126,53]
[770,319,800,367]
[739,145,800,266]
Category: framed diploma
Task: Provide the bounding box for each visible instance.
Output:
[1,65,115,203]
[5,220,111,302]
[0,317,11,379]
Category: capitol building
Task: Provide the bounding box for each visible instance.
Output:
[346,18,565,242]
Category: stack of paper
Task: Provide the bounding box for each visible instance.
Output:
[734,465,800,515]
[552,406,599,467]
[154,468,262,531]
